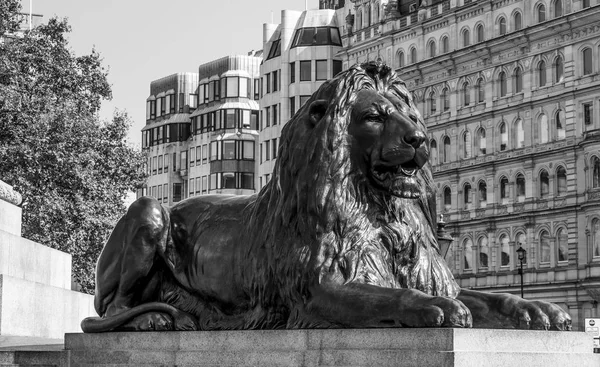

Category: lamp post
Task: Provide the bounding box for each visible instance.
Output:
[516,244,526,298]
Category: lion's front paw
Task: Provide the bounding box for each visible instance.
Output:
[401,290,472,328]
[501,297,571,331]
[173,311,199,331]
[122,312,173,331]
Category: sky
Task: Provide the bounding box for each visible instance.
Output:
[20,0,318,146]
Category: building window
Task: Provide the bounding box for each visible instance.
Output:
[272,138,277,159]
[499,71,507,97]
[514,67,523,93]
[254,79,260,100]
[556,110,565,139]
[476,78,484,103]
[272,71,279,92]
[557,229,569,261]
[540,230,551,263]
[463,130,471,158]
[289,97,296,117]
[428,91,436,114]
[516,173,526,200]
[479,236,489,269]
[430,139,438,165]
[592,156,600,188]
[333,60,343,77]
[464,183,472,207]
[583,48,593,75]
[478,180,487,206]
[476,128,486,155]
[584,103,593,125]
[316,60,328,80]
[397,51,405,68]
[289,62,296,84]
[557,166,567,195]
[265,107,270,127]
[291,27,342,47]
[540,170,550,198]
[500,176,509,201]
[539,114,549,143]
[462,82,470,106]
[553,0,562,17]
[463,238,473,271]
[538,60,547,87]
[592,218,600,257]
[500,122,508,151]
[514,118,524,148]
[300,60,311,81]
[443,136,451,163]
[410,47,417,64]
[555,56,564,82]
[538,4,546,22]
[300,95,311,108]
[441,88,449,111]
[441,36,449,53]
[514,12,522,31]
[265,140,270,160]
[266,73,271,94]
[583,0,590,8]
[443,186,452,210]
[266,38,281,60]
[499,17,506,36]
[428,40,436,58]
[462,29,470,47]
[500,235,510,266]
[476,24,484,43]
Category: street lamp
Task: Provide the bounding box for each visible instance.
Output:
[516,244,526,298]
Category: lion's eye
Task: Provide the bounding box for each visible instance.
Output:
[365,114,384,123]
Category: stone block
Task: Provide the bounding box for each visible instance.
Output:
[64,328,600,367]
[0,275,95,339]
[0,200,21,236]
[0,230,72,289]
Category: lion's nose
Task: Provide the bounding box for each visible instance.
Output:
[403,130,426,149]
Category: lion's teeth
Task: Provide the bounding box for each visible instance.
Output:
[401,168,416,176]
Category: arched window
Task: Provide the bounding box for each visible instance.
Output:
[539,114,549,143]
[356,9,362,29]
[500,176,509,201]
[476,78,485,102]
[462,29,470,47]
[374,3,380,23]
[583,48,593,75]
[476,24,484,43]
[441,88,450,111]
[553,0,562,17]
[366,6,371,27]
[499,71,507,97]
[592,218,600,257]
[516,233,527,263]
[514,118,524,148]
[430,139,438,165]
[463,82,470,106]
[478,180,487,207]
[557,228,568,262]
[557,166,567,195]
[396,51,405,68]
[540,230,551,263]
[514,67,523,93]
[556,110,565,140]
[479,236,489,268]
[540,170,550,198]
[583,0,591,8]
[538,60,547,87]
[410,47,417,64]
[592,156,600,188]
[538,4,546,22]
[477,127,486,155]
[555,56,564,82]
[500,234,510,266]
[443,136,451,163]
[429,40,436,58]
[499,17,507,35]
[463,238,473,270]
[463,130,471,158]
[516,173,526,200]
[443,186,452,209]
[441,36,449,53]
[514,12,522,31]
[464,183,472,207]
[500,122,508,151]
[428,91,437,114]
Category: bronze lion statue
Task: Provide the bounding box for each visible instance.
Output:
[82,62,571,332]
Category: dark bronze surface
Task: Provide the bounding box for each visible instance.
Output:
[81,62,571,332]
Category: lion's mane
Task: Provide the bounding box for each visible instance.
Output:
[243,62,459,328]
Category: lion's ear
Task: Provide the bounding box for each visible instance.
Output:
[308,100,328,127]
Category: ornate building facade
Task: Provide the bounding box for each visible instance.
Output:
[331,0,600,330]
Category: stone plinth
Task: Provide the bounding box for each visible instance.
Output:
[65,328,600,367]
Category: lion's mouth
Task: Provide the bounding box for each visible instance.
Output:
[370,160,421,198]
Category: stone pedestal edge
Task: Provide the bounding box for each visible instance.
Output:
[0,180,22,206]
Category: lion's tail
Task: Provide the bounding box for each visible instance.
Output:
[81,302,190,333]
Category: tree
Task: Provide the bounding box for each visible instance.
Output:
[0,4,147,293]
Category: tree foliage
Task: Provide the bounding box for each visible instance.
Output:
[0,4,147,293]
